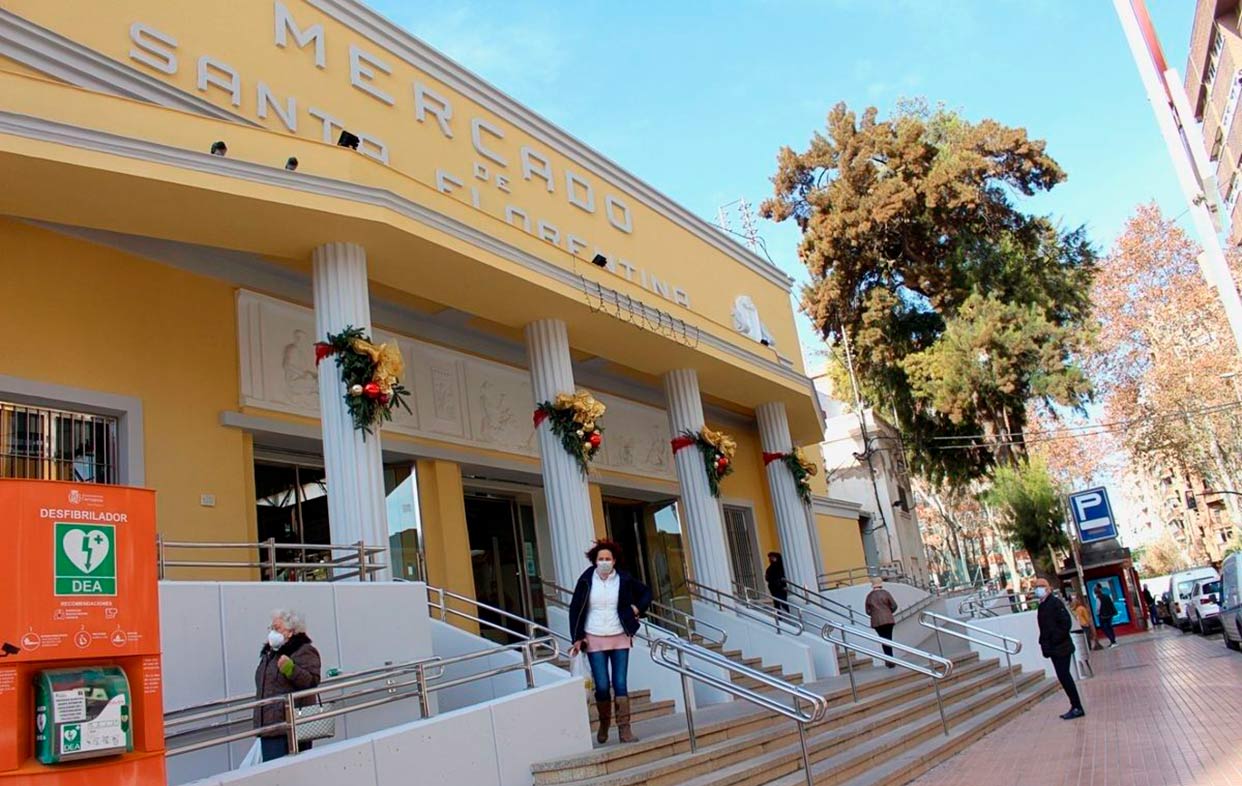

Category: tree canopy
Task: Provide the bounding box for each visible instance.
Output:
[763,100,1096,485]
[984,457,1067,580]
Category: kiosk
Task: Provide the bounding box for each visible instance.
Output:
[0,479,165,785]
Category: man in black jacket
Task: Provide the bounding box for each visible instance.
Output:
[1095,585,1118,647]
[1035,578,1085,720]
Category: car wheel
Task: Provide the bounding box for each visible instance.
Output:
[1232,620,1242,652]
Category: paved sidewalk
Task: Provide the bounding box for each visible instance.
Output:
[909,625,1242,786]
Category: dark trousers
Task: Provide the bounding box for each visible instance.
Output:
[874,623,895,663]
[1050,653,1083,710]
[261,736,312,762]
[1149,604,1160,625]
[1098,619,1116,644]
[587,648,630,702]
[772,591,790,614]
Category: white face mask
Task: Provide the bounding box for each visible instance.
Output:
[596,559,614,576]
[1034,587,1048,600]
[267,629,286,650]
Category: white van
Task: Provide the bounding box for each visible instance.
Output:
[1221,554,1242,651]
[1168,567,1220,631]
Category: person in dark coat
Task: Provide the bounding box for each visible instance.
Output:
[568,540,652,745]
[254,608,322,761]
[865,579,899,667]
[1142,585,1160,626]
[1035,578,1084,719]
[1095,584,1118,647]
[765,552,790,613]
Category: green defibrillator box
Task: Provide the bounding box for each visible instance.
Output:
[34,667,133,764]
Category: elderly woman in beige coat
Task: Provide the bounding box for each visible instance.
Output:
[865,580,899,668]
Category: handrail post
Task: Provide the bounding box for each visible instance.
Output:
[932,677,949,736]
[677,647,698,753]
[842,628,858,702]
[265,538,277,582]
[355,540,368,581]
[1005,650,1018,698]
[285,694,299,754]
[522,642,536,689]
[156,532,165,580]
[415,662,431,718]
[934,626,944,658]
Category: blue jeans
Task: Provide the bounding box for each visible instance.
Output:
[587,648,630,702]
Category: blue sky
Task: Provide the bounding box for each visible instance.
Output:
[370,0,1193,374]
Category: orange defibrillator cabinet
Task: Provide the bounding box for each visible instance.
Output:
[0,479,165,785]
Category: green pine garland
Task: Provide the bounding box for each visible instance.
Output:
[682,430,734,498]
[535,402,603,475]
[782,453,814,505]
[316,326,411,439]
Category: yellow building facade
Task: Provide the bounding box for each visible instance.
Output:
[0,0,866,620]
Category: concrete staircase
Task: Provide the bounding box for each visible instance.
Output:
[531,651,1056,786]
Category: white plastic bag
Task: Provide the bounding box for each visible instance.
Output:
[569,652,593,690]
[239,739,263,769]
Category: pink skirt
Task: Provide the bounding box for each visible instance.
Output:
[586,633,632,651]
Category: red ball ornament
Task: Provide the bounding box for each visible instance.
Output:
[716,456,730,469]
[589,432,603,448]
[364,382,381,398]
[379,392,391,405]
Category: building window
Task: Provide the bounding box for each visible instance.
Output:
[722,505,762,594]
[0,401,119,484]
[1213,27,1225,61]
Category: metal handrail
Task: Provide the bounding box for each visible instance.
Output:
[426,584,575,650]
[156,534,387,581]
[734,583,856,643]
[817,562,905,590]
[165,637,558,757]
[649,637,827,786]
[682,579,804,635]
[919,611,1021,698]
[784,581,859,626]
[820,620,953,736]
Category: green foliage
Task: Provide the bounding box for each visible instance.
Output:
[763,100,1096,485]
[983,457,1067,579]
[535,402,602,475]
[318,326,411,439]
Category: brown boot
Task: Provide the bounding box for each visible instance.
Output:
[595,699,612,744]
[616,696,638,743]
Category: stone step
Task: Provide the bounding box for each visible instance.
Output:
[530,653,987,786]
[615,662,1025,786]
[588,697,677,725]
[763,674,1057,786]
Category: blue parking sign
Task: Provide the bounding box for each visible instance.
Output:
[1068,487,1117,543]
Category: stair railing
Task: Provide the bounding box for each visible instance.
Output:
[820,620,953,736]
[649,637,827,786]
[780,581,860,627]
[919,610,1022,698]
[681,579,804,635]
[426,584,579,650]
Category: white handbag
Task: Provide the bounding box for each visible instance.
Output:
[294,702,336,742]
[570,652,594,691]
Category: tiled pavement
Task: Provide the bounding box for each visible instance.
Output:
[909,625,1242,786]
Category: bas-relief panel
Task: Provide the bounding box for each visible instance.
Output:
[236,291,674,480]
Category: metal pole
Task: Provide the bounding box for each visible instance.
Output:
[934,627,944,658]
[285,695,299,753]
[356,540,368,581]
[522,642,535,689]
[415,663,431,718]
[1005,650,1018,698]
[678,648,698,753]
[156,533,165,580]
[843,630,858,703]
[932,678,949,736]
[265,538,277,582]
[796,715,814,786]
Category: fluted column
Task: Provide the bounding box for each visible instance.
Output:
[757,402,818,589]
[312,242,389,579]
[663,369,733,593]
[525,320,595,588]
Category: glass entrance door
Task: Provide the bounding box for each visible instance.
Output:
[464,492,545,642]
[604,498,687,607]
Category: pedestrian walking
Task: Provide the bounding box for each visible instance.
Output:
[865,579,899,667]
[1071,596,1100,651]
[1095,585,1118,647]
[1035,578,1085,719]
[254,608,322,761]
[765,552,790,613]
[1142,585,1160,626]
[569,540,652,745]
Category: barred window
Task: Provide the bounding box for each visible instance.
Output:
[0,401,119,484]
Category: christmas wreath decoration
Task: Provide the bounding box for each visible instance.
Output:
[671,426,736,498]
[764,449,817,505]
[533,391,606,474]
[314,326,411,438]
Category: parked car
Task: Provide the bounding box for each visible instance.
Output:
[1221,553,1242,651]
[1167,567,1220,631]
[1187,578,1223,634]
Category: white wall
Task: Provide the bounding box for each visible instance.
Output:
[692,603,818,682]
[161,581,436,785]
[429,620,567,712]
[185,679,592,786]
[960,611,1049,678]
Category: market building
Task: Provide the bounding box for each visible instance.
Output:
[0,0,863,624]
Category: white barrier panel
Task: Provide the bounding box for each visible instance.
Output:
[958,610,1052,678]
